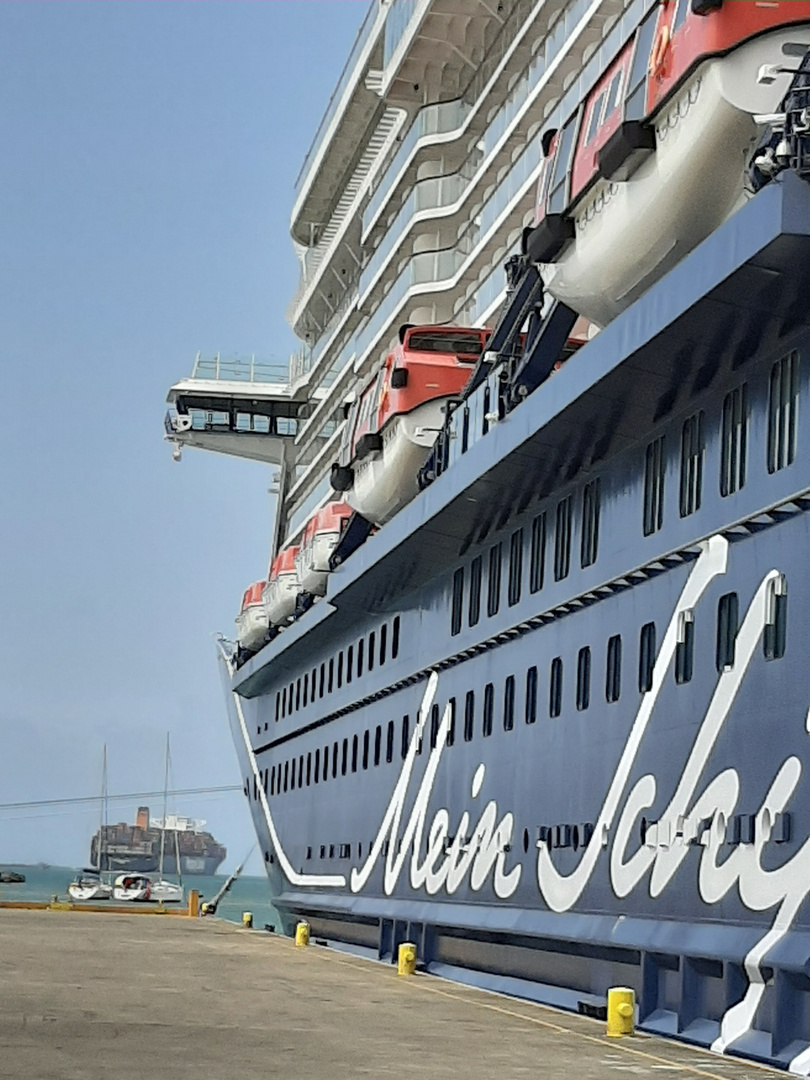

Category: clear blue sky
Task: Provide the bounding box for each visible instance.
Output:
[0,1,368,872]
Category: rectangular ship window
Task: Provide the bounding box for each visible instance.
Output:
[469,556,482,627]
[319,663,325,698]
[275,692,280,722]
[643,436,666,536]
[679,412,704,518]
[464,691,475,742]
[298,756,304,789]
[296,678,301,711]
[451,568,464,636]
[580,480,600,568]
[530,512,546,593]
[768,351,800,473]
[447,697,456,746]
[368,632,376,672]
[314,748,320,784]
[346,645,353,684]
[379,623,387,665]
[328,658,334,694]
[322,744,329,782]
[483,683,494,737]
[525,666,538,724]
[717,593,739,672]
[386,721,395,763]
[270,765,276,796]
[337,652,343,689]
[576,647,591,711]
[503,675,515,731]
[606,634,622,703]
[430,703,440,749]
[764,575,788,661]
[362,733,369,771]
[303,674,309,708]
[283,761,289,793]
[306,752,312,786]
[554,496,572,581]
[639,622,656,692]
[290,760,295,792]
[351,735,358,773]
[392,616,400,659]
[508,529,523,607]
[341,739,348,776]
[374,725,382,767]
[675,610,694,685]
[721,384,748,496]
[357,639,364,678]
[487,543,502,617]
[549,657,563,719]
[401,715,409,759]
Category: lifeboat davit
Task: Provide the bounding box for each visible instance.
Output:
[235,581,270,652]
[295,501,352,597]
[526,1,810,328]
[263,546,300,626]
[330,325,489,525]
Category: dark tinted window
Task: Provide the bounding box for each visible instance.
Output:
[717,593,739,672]
[503,676,515,731]
[764,575,787,661]
[451,568,464,636]
[721,384,748,497]
[581,479,600,568]
[483,683,494,737]
[679,412,704,518]
[643,436,666,536]
[469,556,482,627]
[554,496,572,581]
[768,351,800,473]
[606,635,622,703]
[464,691,475,742]
[508,529,523,606]
[487,544,502,617]
[639,622,656,692]
[525,666,538,724]
[675,611,694,685]
[549,657,563,718]
[530,513,546,593]
[576,647,591,711]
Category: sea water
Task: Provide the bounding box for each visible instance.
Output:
[0,865,280,929]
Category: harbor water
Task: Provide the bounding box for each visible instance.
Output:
[0,865,279,928]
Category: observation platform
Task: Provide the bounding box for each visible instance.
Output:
[0,908,781,1080]
[164,353,323,465]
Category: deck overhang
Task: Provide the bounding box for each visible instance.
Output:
[234,172,810,695]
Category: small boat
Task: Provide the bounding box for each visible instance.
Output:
[295,501,352,597]
[330,326,489,525]
[68,870,112,902]
[112,873,152,901]
[235,580,270,651]
[528,2,810,327]
[69,745,112,901]
[263,545,300,626]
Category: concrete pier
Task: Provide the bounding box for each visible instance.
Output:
[0,910,783,1079]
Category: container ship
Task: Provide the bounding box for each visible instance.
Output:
[90,807,226,876]
[165,0,810,1072]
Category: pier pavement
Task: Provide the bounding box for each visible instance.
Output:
[0,909,784,1080]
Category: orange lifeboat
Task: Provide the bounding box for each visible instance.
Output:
[235,581,270,652]
[526,1,810,327]
[295,502,352,597]
[262,546,300,626]
[330,325,489,525]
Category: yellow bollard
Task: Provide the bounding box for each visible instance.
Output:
[242,911,253,929]
[397,941,417,976]
[295,921,310,947]
[606,987,635,1037]
[187,890,199,918]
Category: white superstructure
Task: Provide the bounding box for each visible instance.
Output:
[166,0,645,554]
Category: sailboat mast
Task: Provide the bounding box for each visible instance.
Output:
[98,744,107,873]
[159,732,169,878]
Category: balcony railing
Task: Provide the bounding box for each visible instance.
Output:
[359,172,467,302]
[362,98,469,239]
[383,0,420,67]
[190,353,290,385]
[294,1,379,195]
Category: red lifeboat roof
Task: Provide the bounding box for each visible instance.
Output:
[241,581,266,611]
[302,501,352,544]
[269,545,299,580]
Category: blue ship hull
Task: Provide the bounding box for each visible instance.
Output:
[223,175,810,1073]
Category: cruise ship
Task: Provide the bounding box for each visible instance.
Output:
[165,1,810,1071]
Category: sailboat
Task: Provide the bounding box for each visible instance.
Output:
[68,747,113,901]
[112,734,184,903]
